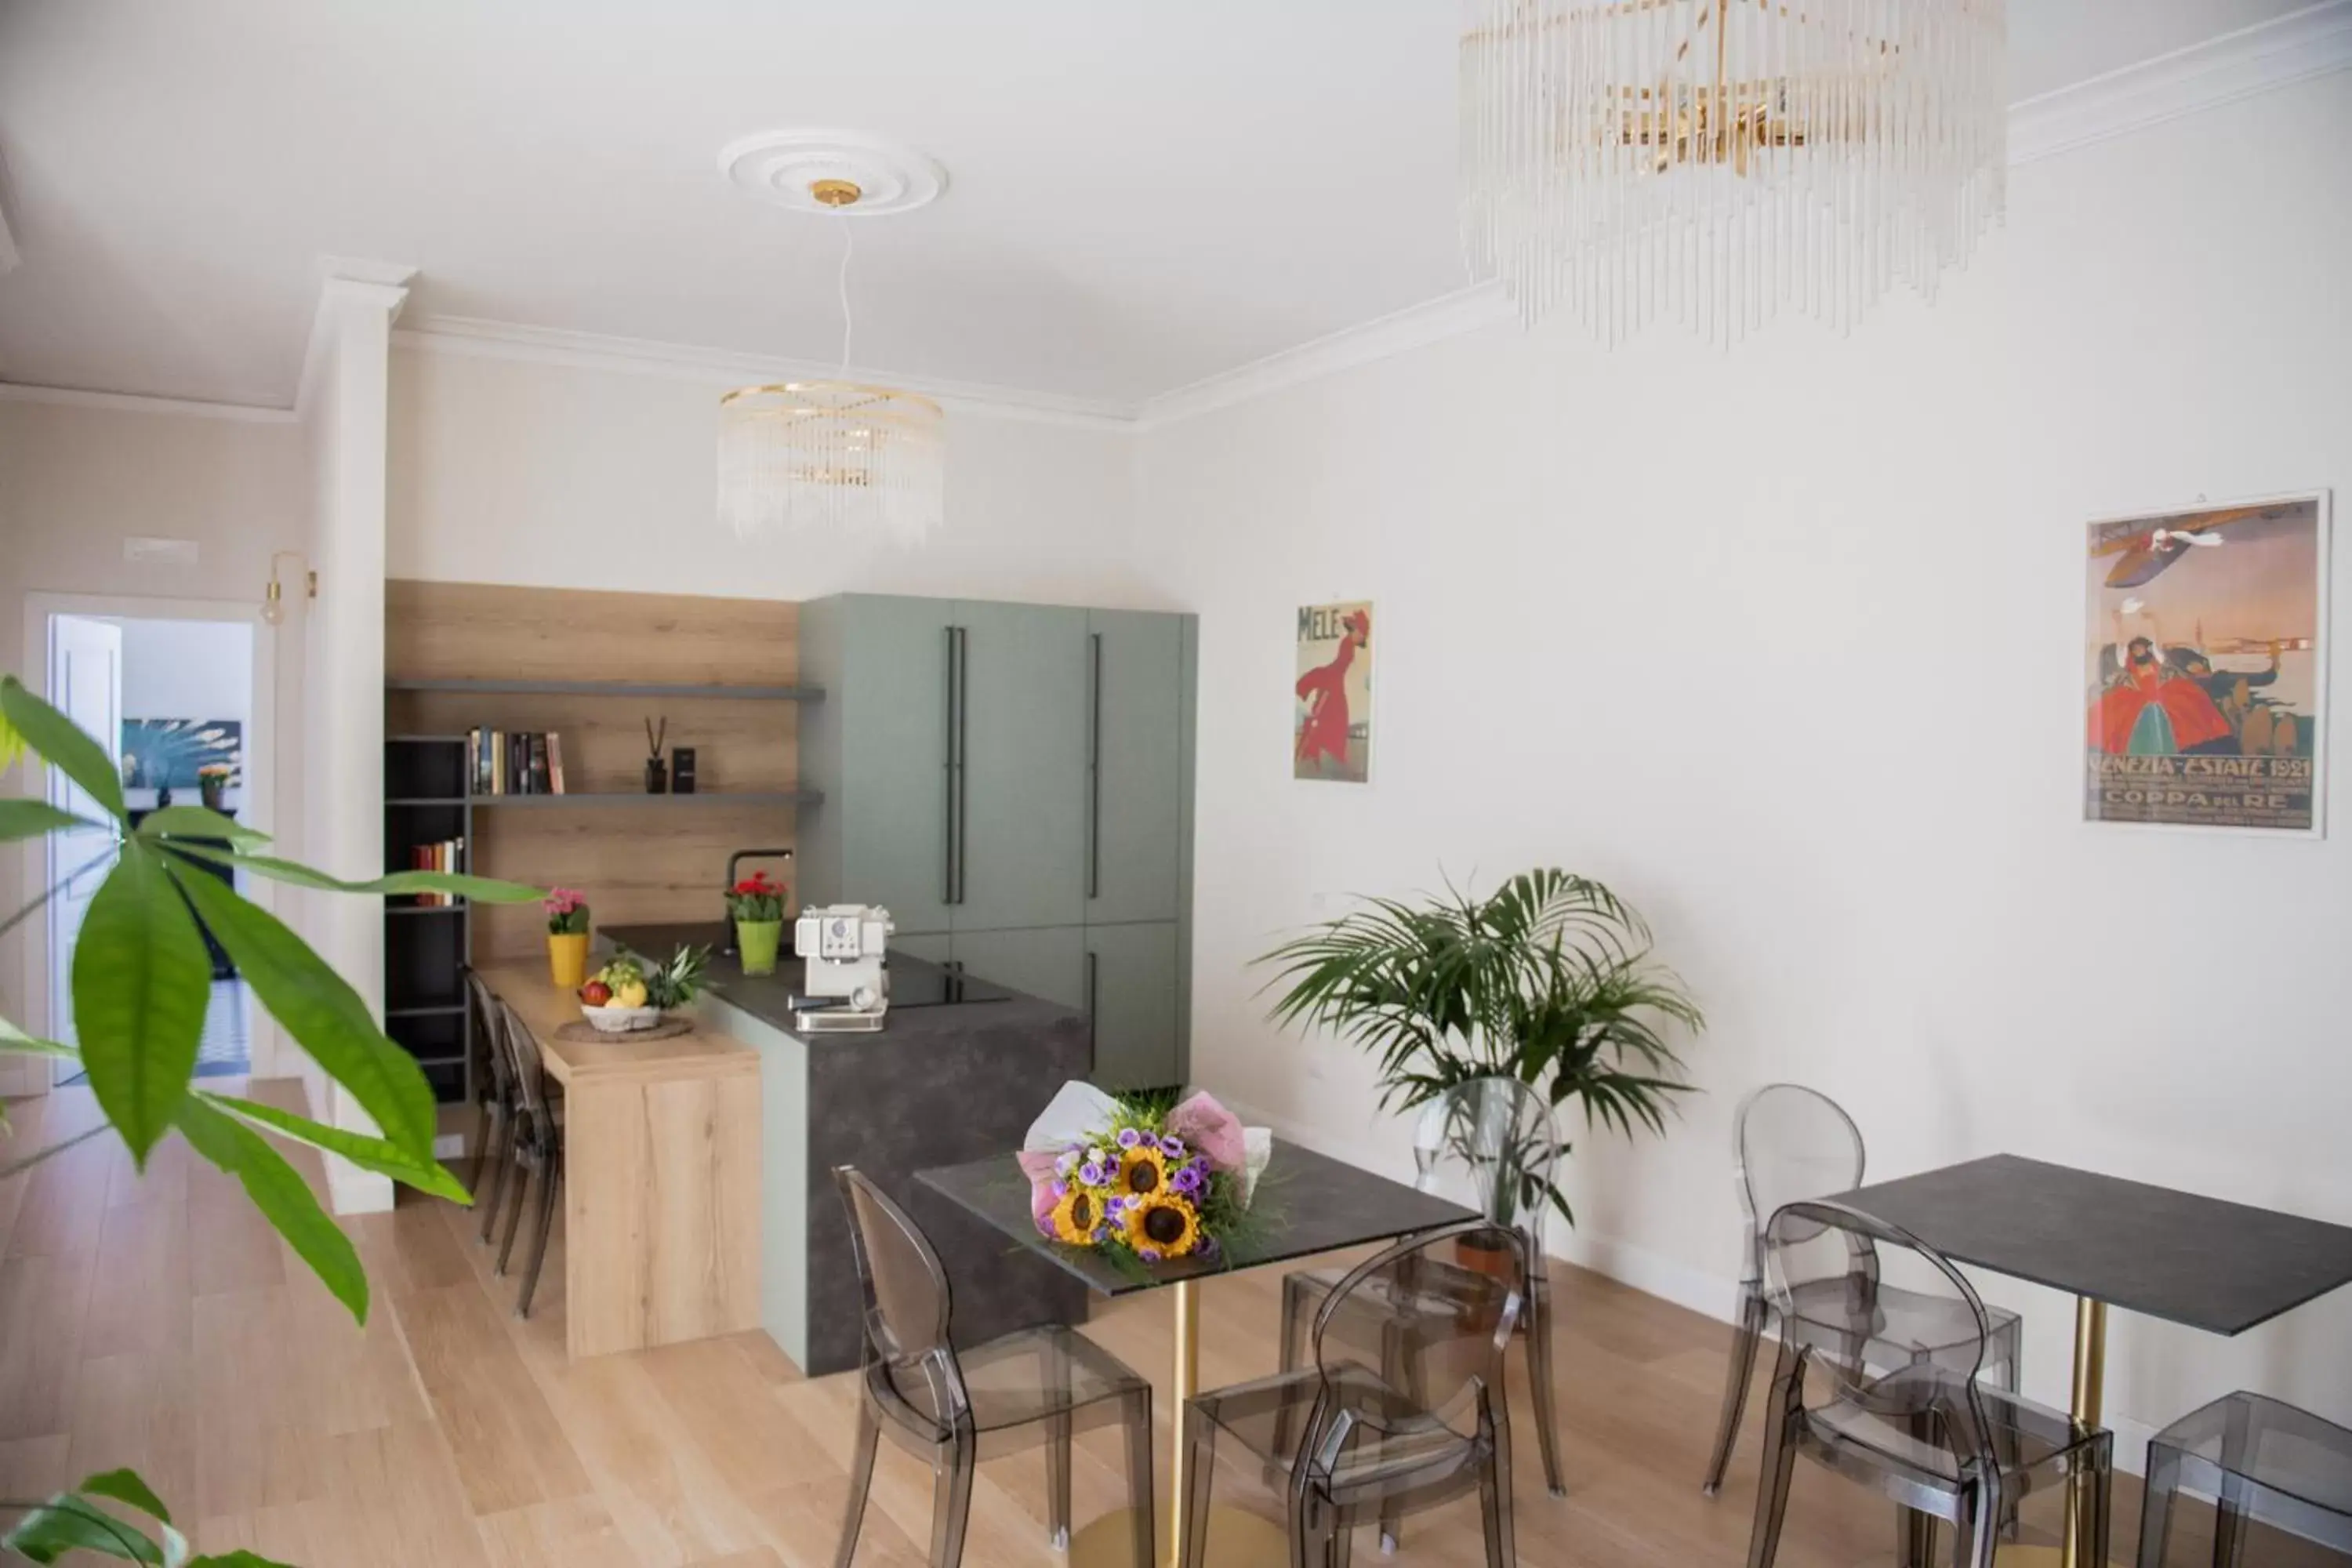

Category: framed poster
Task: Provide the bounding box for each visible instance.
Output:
[1295,601,1373,782]
[121,717,243,790]
[2084,491,2328,834]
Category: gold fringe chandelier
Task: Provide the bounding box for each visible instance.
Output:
[716,139,948,544]
[1460,0,2008,344]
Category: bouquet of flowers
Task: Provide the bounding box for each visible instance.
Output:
[543,886,590,935]
[1018,1083,1271,1265]
[724,872,786,924]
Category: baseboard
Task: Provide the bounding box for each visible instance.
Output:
[325,1159,395,1216]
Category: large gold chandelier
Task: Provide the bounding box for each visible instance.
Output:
[1460,0,2007,344]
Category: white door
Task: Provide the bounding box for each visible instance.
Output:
[45,614,124,1064]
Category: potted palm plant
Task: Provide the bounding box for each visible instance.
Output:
[1258,868,1702,1240]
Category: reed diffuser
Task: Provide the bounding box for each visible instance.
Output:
[644,715,668,793]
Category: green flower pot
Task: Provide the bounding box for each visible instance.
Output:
[735,919,784,976]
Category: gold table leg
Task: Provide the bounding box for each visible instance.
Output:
[1998,1294,2109,1568]
[1068,1276,1290,1567]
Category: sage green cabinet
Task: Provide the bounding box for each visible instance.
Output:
[797,595,956,936]
[1086,920,1181,1090]
[949,926,1087,1012]
[1086,610,1185,926]
[799,593,1194,1084]
[956,602,1089,932]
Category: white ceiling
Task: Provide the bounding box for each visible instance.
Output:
[0,0,2315,412]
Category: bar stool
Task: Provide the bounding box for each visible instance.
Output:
[2140,1392,2352,1566]
[492,997,565,1319]
[460,967,518,1246]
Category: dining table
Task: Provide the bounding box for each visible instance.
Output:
[1839,1152,2352,1568]
[919,1138,1477,1568]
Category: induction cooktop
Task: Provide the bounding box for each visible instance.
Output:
[884,956,1012,1008]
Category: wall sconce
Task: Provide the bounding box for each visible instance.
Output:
[260,551,315,626]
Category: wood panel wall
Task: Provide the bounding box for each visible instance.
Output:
[386,580,804,961]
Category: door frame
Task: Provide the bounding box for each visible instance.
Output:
[16,591,285,1086]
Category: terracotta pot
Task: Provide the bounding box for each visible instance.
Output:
[547,931,590,989]
[1453,1232,1517,1330]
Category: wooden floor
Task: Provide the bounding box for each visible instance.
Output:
[1,1081,2227,1567]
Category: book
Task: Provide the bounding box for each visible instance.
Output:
[528,732,548,795]
[547,731,565,795]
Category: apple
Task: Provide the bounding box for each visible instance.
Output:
[581,980,612,1007]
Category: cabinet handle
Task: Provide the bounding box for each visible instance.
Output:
[1085,948,1098,1018]
[1087,631,1102,901]
[954,626,970,905]
[943,626,958,905]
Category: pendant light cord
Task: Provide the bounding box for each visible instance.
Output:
[835,211,855,372]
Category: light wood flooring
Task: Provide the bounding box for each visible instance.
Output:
[0,1080,2242,1567]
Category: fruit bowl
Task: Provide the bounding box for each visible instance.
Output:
[579,1004,664,1034]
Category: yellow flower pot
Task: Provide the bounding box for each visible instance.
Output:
[548,931,590,989]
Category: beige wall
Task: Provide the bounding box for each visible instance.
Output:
[1134,73,2352,1464]
[0,399,307,1087]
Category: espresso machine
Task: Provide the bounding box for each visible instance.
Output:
[790,904,895,1032]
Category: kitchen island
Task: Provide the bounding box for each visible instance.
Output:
[605,923,1093,1376]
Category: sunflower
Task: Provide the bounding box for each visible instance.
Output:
[1123,1191,1202,1259]
[1048,1185,1106,1245]
[1116,1144,1170,1200]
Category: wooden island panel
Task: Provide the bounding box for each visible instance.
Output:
[477,960,761,1360]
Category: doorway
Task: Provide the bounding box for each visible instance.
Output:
[20,595,279,1091]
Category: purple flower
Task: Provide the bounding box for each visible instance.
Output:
[1105,1196,1126,1220]
[1051,1180,1068,1200]
[1079,1161,1108,1187]
[1116,1127,1142,1149]
[1159,1135,1186,1159]
[1138,1247,1163,1263]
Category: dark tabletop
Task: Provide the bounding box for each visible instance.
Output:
[918,1139,1477,1298]
[1838,1154,2352,1337]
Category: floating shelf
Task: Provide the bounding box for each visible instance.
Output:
[470,789,821,808]
[387,1002,466,1019]
[387,677,823,702]
[387,902,467,916]
[387,797,467,807]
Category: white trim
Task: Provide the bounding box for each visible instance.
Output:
[2010,1,2352,165]
[0,383,297,424]
[18,593,286,1082]
[392,314,1143,431]
[1136,285,1515,431]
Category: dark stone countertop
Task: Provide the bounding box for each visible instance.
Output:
[602,921,1069,1048]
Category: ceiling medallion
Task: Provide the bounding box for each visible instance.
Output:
[1460,0,2007,345]
[715,132,946,546]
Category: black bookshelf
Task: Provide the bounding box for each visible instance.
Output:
[385,736,474,1105]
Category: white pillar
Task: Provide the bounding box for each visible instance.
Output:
[299,265,412,1215]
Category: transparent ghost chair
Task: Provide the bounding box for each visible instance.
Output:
[829,1167,1156,1568]
[1185,1219,1526,1568]
[491,999,564,1319]
[460,967,518,1247]
[1745,1200,2112,1568]
[2138,1392,2352,1566]
[1277,1074,1566,1534]
[1704,1083,2024,1497]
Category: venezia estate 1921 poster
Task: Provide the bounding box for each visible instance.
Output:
[1295,601,1372,783]
[2084,492,2328,833]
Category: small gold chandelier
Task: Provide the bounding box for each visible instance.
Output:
[717,174,945,544]
[1461,0,2007,344]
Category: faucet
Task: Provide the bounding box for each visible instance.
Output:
[722,848,793,956]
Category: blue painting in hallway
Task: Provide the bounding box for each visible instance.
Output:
[122,717,242,789]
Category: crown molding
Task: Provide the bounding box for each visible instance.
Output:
[2009,0,2352,165]
[1134,284,1515,430]
[392,314,1142,431]
[0,380,296,423]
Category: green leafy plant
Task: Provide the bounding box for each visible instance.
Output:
[1258,867,1703,1225]
[0,673,544,1562]
[644,943,710,1010]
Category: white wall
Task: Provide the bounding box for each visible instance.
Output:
[389,345,1162,607]
[0,400,306,1090]
[1134,72,2352,1459]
